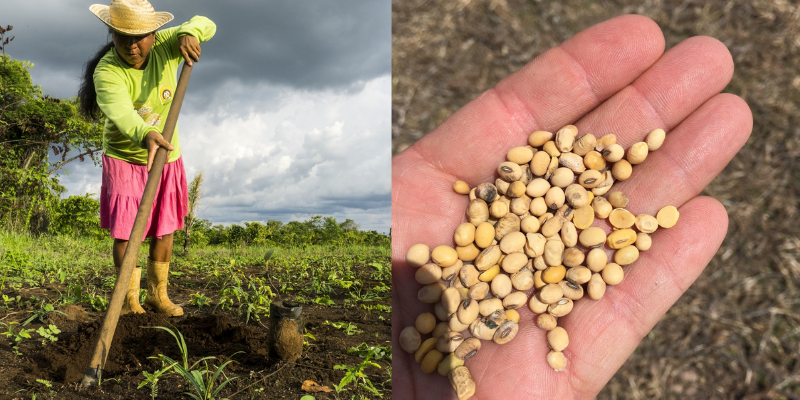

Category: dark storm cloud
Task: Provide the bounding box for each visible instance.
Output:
[5,0,390,101]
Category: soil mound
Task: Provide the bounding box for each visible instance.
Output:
[36,312,269,383]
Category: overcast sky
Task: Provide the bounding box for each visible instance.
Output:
[5,0,391,232]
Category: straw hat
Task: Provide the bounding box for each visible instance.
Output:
[89,0,173,36]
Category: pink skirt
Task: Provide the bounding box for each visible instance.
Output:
[100,154,188,241]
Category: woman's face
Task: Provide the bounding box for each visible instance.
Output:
[112,31,155,70]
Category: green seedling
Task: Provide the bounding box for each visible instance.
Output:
[324,321,363,336]
[333,346,383,397]
[347,343,391,361]
[1,321,34,355]
[190,293,212,308]
[36,324,61,345]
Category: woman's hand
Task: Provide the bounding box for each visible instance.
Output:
[391,15,752,399]
[145,130,174,172]
[178,35,201,66]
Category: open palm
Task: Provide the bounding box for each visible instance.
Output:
[391,15,752,400]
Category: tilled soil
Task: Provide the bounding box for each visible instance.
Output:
[0,301,391,399]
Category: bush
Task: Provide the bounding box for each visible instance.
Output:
[49,195,105,239]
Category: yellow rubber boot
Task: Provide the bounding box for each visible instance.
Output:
[118,267,146,315]
[144,258,183,316]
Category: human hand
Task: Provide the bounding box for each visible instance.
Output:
[391,14,752,400]
[145,130,173,172]
[178,35,201,66]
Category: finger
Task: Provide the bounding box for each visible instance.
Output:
[611,93,752,215]
[406,14,665,184]
[561,196,729,398]
[576,36,735,148]
[181,49,193,66]
[157,137,174,151]
[147,149,155,173]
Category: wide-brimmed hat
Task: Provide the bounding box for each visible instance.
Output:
[89,0,173,36]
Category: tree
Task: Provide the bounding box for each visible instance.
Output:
[183,171,204,252]
[0,25,103,231]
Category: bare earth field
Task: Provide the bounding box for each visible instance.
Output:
[393,0,800,398]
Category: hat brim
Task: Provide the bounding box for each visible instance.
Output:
[90,4,173,36]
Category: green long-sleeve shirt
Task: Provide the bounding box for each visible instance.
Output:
[94,15,216,164]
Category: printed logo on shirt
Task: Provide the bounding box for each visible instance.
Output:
[145,113,163,127]
[134,102,152,118]
[159,85,173,105]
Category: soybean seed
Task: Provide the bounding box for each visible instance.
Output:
[547,351,567,372]
[501,252,528,274]
[544,240,565,267]
[547,326,569,351]
[441,260,463,283]
[564,184,589,209]
[635,214,659,234]
[578,169,602,188]
[627,142,648,164]
[490,274,513,298]
[400,326,422,353]
[493,320,519,344]
[454,223,476,247]
[592,196,613,219]
[602,143,624,162]
[529,130,553,147]
[520,215,541,233]
[510,195,532,215]
[602,263,624,285]
[478,298,503,316]
[583,150,607,171]
[614,245,640,265]
[555,125,577,152]
[498,162,523,181]
[537,283,564,304]
[608,191,629,209]
[438,352,465,377]
[573,133,596,156]
[579,227,607,248]
[573,205,595,229]
[478,264,500,282]
[495,178,510,195]
[608,208,635,229]
[547,298,574,317]
[529,292,549,313]
[507,146,534,164]
[432,322,449,338]
[636,232,652,251]
[448,313,471,332]
[531,151,551,176]
[511,268,534,291]
[646,128,666,151]
[550,167,575,188]
[560,279,584,300]
[566,266,592,285]
[456,243,480,262]
[457,298,480,325]
[434,302,449,321]
[449,366,477,400]
[418,282,446,303]
[474,245,502,271]
[537,313,558,330]
[559,152,586,173]
[529,196,548,216]
[657,205,680,228]
[562,247,584,267]
[406,243,430,268]
[415,337,438,363]
[542,265,566,284]
[606,228,637,249]
[416,263,443,285]
[454,337,481,360]
[586,248,608,272]
[494,213,520,241]
[453,180,471,195]
[543,140,561,157]
[416,313,436,334]
[505,308,521,323]
[499,231,526,254]
[612,159,632,181]
[436,331,464,353]
[467,282,489,300]
[561,221,578,248]
[545,187,565,210]
[421,349,444,374]
[587,273,606,300]
[595,133,617,151]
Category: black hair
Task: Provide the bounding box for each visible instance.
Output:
[77,38,114,119]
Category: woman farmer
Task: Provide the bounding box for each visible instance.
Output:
[77,0,215,316]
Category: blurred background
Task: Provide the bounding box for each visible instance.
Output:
[392,0,800,398]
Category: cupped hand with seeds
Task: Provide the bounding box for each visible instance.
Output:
[391,15,752,400]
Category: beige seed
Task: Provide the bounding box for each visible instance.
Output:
[502,291,528,310]
[544,240,565,267]
[475,182,498,203]
[416,313,436,334]
[501,252,528,274]
[562,247,584,267]
[602,262,624,285]
[467,282,489,300]
[561,221,578,248]
[586,248,608,272]
[592,196,613,219]
[529,130,554,147]
[545,187,565,210]
[432,322,449,338]
[573,133,596,156]
[406,244,430,268]
[544,156,559,180]
[459,264,480,287]
[434,302,449,321]
[526,178,551,198]
[559,152,586,173]
[533,269,546,289]
[543,140,561,157]
[511,268,534,291]
[400,326,422,353]
[607,229,637,249]
[521,164,534,185]
[635,214,659,234]
[547,326,569,351]
[537,283,564,304]
[566,266,592,284]
[525,233,546,257]
[579,227,607,248]
[614,245,640,265]
[495,178,510,195]
[478,264,500,282]
[646,128,666,151]
[520,215,541,234]
[489,201,509,220]
[478,298,503,317]
[627,142,648,165]
[416,263,443,285]
[547,351,567,372]
[490,274,513,298]
[595,133,617,151]
[592,171,615,194]
[528,292,549,313]
[608,191,629,209]
[504,180,525,198]
[555,125,577,152]
[454,223,476,247]
[441,260,463,283]
[529,197,548,216]
[469,187,477,201]
[438,352,465,377]
[507,146,534,164]
[469,318,498,341]
[456,243,480,262]
[583,150,607,171]
[448,366,477,400]
[448,313,471,332]
[415,337,438,363]
[505,309,521,323]
[578,169,602,188]
[421,349,444,374]
[573,205,595,230]
[493,320,519,344]
[466,199,489,226]
[587,273,606,300]
[419,282,447,303]
[474,245,502,271]
[494,213,521,241]
[550,167,575,188]
[602,143,624,162]
[442,287,462,314]
[611,159,632,181]
[547,297,574,317]
[432,245,458,268]
[453,180,470,195]
[457,298,480,325]
[498,162,523,181]
[542,265,566,284]
[608,208,635,229]
[436,331,464,353]
[636,232,652,251]
[564,184,589,209]
[454,338,481,361]
[530,151,551,176]
[657,205,680,228]
[560,279,584,300]
[499,231,526,254]
[540,215,564,238]
[510,195,532,215]
[537,313,558,330]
